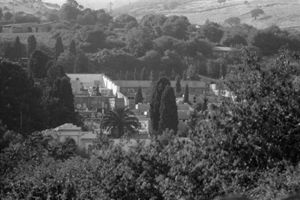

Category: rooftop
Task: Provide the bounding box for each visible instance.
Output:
[54,123,82,131]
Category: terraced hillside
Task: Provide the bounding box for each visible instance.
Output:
[115,0,300,31]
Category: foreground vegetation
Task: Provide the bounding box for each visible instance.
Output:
[1,1,300,199]
[1,50,300,199]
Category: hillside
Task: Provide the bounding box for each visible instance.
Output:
[0,0,60,15]
[115,0,300,31]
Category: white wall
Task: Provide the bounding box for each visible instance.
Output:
[102,75,129,106]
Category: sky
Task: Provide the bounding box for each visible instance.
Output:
[44,0,137,9]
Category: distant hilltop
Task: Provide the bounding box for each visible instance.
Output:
[115,0,300,31]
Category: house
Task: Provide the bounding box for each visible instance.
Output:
[67,74,130,106]
[43,123,97,152]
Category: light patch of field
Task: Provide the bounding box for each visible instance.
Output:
[116,0,300,31]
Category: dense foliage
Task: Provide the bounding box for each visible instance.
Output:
[1,1,300,199]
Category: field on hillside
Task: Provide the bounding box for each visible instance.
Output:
[0,0,59,14]
[115,0,300,31]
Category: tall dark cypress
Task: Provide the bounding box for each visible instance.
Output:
[47,76,76,127]
[150,77,171,134]
[69,40,76,55]
[135,87,143,104]
[74,52,89,73]
[183,84,189,103]
[13,36,22,60]
[27,35,37,57]
[28,50,50,79]
[158,86,178,134]
[175,75,182,96]
[55,36,64,59]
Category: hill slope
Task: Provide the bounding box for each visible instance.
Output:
[0,0,59,15]
[115,0,300,31]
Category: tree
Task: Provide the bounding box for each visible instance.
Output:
[223,50,300,168]
[101,107,140,138]
[114,14,138,29]
[222,34,247,47]
[28,50,50,78]
[161,50,185,75]
[150,77,171,134]
[175,75,182,96]
[0,8,3,21]
[45,76,78,128]
[12,36,23,60]
[140,14,167,37]
[250,26,295,56]
[224,17,241,26]
[207,59,221,78]
[96,9,112,26]
[127,27,153,57]
[27,35,37,57]
[77,10,97,25]
[135,87,144,104]
[202,21,224,43]
[59,0,80,21]
[183,84,189,103]
[46,61,65,84]
[69,40,76,55]
[251,8,264,20]
[81,29,106,53]
[4,12,13,21]
[0,61,45,134]
[161,15,190,39]
[55,36,64,59]
[48,137,78,160]
[140,67,146,80]
[74,52,89,73]
[140,50,162,71]
[57,51,76,73]
[158,86,178,133]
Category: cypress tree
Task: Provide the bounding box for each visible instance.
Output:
[158,86,178,134]
[55,36,64,59]
[140,67,146,80]
[46,61,66,84]
[13,36,22,60]
[27,35,37,57]
[0,61,45,134]
[46,77,77,127]
[150,77,171,134]
[135,87,143,104]
[133,68,137,80]
[149,70,154,81]
[175,75,182,96]
[69,40,76,55]
[0,8,3,21]
[124,71,129,80]
[28,50,50,78]
[183,84,189,103]
[74,52,88,73]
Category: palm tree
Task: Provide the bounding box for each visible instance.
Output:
[101,107,141,138]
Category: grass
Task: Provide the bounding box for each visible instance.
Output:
[115,0,300,31]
